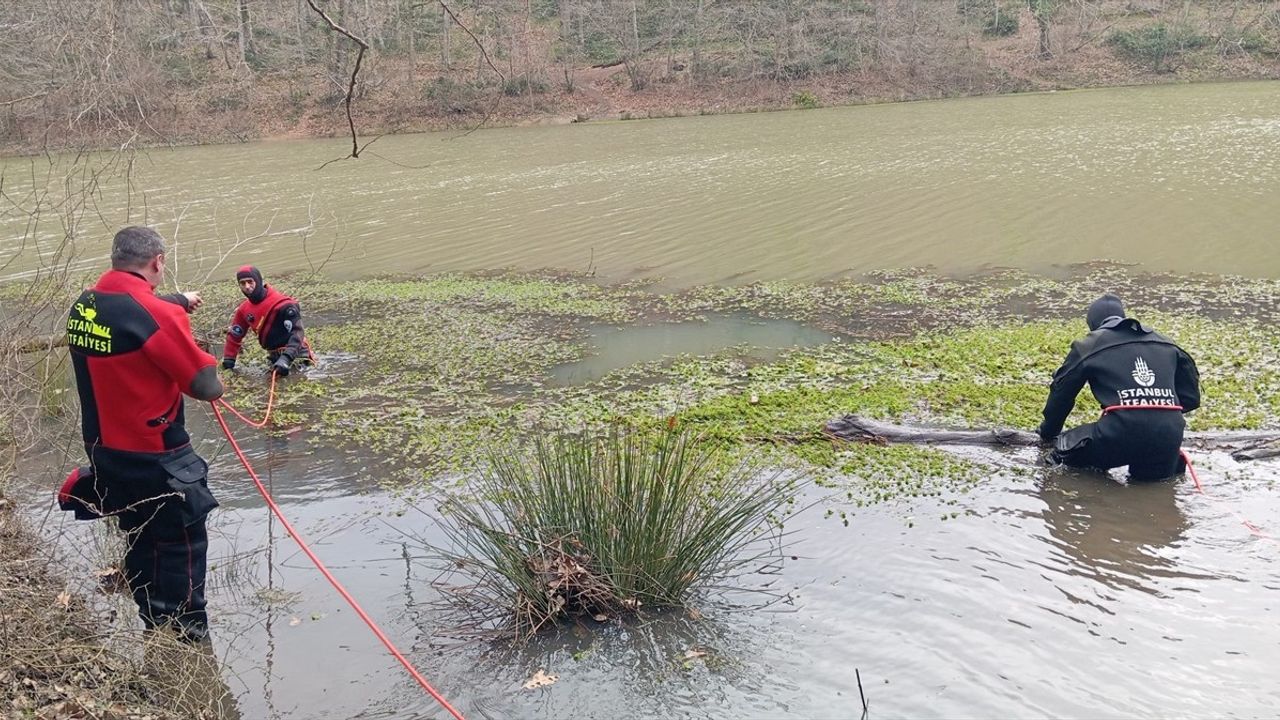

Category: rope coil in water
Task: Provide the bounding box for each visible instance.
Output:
[211,390,466,720]
[216,370,278,428]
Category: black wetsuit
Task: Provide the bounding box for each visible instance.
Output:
[1038,317,1201,481]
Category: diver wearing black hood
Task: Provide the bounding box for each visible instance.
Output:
[221,265,310,375]
[1038,293,1201,480]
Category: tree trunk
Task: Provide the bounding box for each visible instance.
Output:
[1036,14,1051,58]
[238,0,252,66]
[406,0,415,70]
[440,1,450,70]
[332,0,350,81]
[629,0,643,88]
[296,0,308,65]
[558,0,574,91]
[823,414,1280,462]
[191,0,216,60]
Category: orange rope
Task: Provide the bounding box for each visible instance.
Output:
[216,369,278,429]
[211,402,466,720]
[1179,449,1276,545]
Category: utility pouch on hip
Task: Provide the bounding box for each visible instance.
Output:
[159,450,218,527]
[58,466,104,521]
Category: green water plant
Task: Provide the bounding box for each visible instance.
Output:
[432,425,800,638]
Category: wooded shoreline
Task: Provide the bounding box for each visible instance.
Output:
[3,0,1279,155]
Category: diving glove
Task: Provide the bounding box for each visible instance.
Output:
[272,356,291,376]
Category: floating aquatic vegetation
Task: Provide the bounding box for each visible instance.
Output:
[207,267,1280,504]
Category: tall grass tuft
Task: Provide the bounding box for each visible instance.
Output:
[433,426,799,637]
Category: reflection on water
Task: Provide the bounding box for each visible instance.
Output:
[1036,470,1208,594]
[549,315,833,385]
[142,631,242,719]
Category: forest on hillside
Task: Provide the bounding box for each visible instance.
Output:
[2,0,1279,152]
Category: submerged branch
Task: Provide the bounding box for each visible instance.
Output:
[823,414,1280,461]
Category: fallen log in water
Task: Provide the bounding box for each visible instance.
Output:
[823,414,1280,462]
[823,415,1040,447]
[1230,443,1280,462]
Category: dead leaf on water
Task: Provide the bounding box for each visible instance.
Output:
[522,669,558,690]
[592,614,608,622]
[94,566,127,594]
[683,649,708,660]
[56,591,72,608]
[289,617,302,626]
[685,607,703,621]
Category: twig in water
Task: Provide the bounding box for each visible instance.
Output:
[856,667,868,717]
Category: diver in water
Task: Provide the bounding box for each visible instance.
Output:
[1038,293,1201,481]
[221,265,312,376]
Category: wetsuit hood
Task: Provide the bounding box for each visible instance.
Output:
[1086,293,1125,332]
[236,265,267,303]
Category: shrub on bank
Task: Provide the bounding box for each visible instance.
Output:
[792,90,821,109]
[958,0,1019,37]
[1108,23,1210,72]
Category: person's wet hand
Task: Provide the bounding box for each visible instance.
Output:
[181,291,203,311]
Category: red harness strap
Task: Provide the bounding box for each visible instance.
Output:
[272,337,317,365]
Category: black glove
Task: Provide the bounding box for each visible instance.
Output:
[221,357,235,370]
[1036,426,1056,447]
[272,356,291,377]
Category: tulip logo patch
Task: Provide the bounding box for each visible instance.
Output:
[1132,357,1156,387]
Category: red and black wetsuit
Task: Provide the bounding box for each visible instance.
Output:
[222,265,308,367]
[67,269,218,639]
[1038,317,1201,481]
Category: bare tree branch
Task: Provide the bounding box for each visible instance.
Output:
[305,0,370,162]
[437,0,503,81]
[0,91,48,107]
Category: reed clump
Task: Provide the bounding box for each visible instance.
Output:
[435,426,798,637]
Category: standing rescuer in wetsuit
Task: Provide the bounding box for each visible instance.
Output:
[60,226,224,642]
[1038,293,1202,481]
[221,265,309,376]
